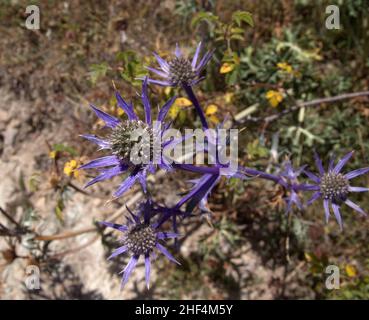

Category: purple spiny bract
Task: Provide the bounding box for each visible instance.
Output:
[304,151,369,229]
[100,200,180,289]
[78,78,176,198]
[145,42,214,87]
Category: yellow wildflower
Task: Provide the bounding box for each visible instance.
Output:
[63,159,79,178]
[205,104,220,124]
[220,63,235,74]
[345,264,357,278]
[205,104,218,116]
[168,97,192,120]
[277,62,294,74]
[174,97,192,107]
[266,90,283,108]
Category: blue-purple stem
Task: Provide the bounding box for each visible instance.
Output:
[182,84,209,130]
[174,163,280,183]
[241,167,280,183]
[173,163,219,174]
[155,164,281,227]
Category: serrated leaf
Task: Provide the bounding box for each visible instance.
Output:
[191,11,219,29]
[232,11,254,28]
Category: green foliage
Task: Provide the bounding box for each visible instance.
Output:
[116,50,147,86]
[232,10,254,28]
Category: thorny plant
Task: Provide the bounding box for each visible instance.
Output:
[77,42,369,289]
[0,7,369,287]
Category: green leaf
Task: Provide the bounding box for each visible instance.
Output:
[232,11,254,28]
[116,50,147,85]
[230,27,245,34]
[191,11,219,29]
[230,34,245,41]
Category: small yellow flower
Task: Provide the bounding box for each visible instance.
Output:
[49,151,57,159]
[63,159,79,178]
[205,104,219,124]
[345,264,357,277]
[168,97,192,120]
[209,115,220,124]
[73,170,80,179]
[277,62,293,74]
[266,90,284,108]
[174,97,192,108]
[205,104,218,116]
[220,63,235,74]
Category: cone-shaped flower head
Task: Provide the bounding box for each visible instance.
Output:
[275,160,317,214]
[79,78,177,198]
[145,42,213,87]
[100,200,180,289]
[304,151,369,229]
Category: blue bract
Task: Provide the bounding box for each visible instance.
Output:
[146,42,213,87]
[304,151,369,229]
[100,200,180,289]
[78,78,177,198]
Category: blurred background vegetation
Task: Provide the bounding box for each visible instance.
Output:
[0,0,369,299]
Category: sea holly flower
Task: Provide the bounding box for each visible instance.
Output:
[79,78,177,198]
[275,160,317,214]
[173,124,247,213]
[100,201,180,289]
[145,42,213,88]
[304,151,369,229]
[145,42,214,129]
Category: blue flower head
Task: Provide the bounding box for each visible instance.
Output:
[146,42,214,87]
[276,160,316,214]
[100,200,180,289]
[175,123,247,214]
[304,151,369,229]
[79,78,177,198]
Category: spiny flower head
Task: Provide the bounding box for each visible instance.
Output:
[78,78,177,198]
[109,120,153,165]
[168,56,196,86]
[319,171,349,202]
[275,160,312,214]
[304,151,369,229]
[100,200,180,289]
[145,42,214,87]
[175,123,247,214]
